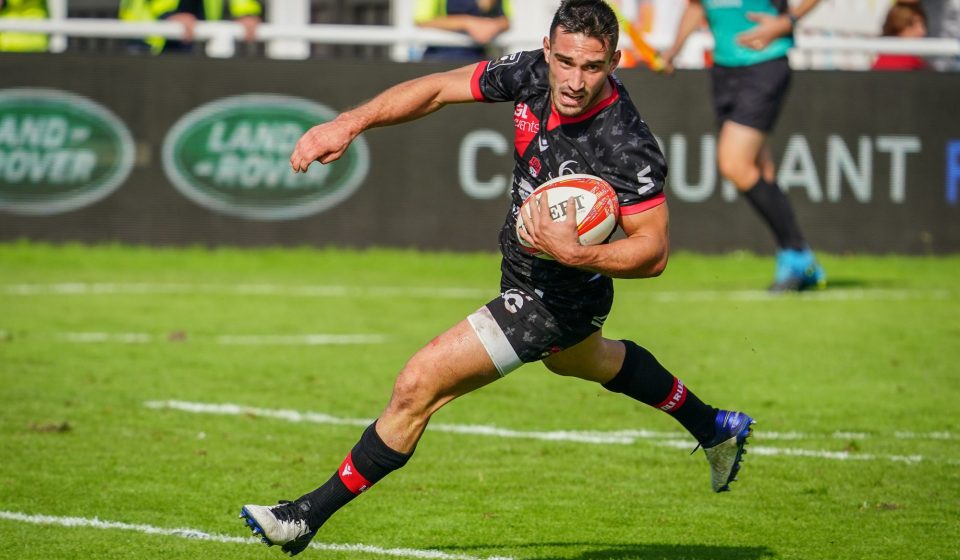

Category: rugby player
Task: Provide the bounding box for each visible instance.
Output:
[241,1,753,555]
[661,0,826,292]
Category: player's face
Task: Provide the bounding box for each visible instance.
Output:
[544,30,620,117]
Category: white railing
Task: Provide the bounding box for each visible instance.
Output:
[0,18,958,67]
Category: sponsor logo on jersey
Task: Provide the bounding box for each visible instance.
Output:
[636,165,656,194]
[528,156,542,177]
[162,94,369,221]
[0,88,134,216]
[513,103,540,155]
[539,136,549,152]
[488,51,523,70]
[559,160,579,175]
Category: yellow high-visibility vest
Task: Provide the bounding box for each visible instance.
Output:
[414,0,512,24]
[119,0,262,54]
[0,0,49,53]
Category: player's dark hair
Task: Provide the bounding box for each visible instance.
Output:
[549,0,619,56]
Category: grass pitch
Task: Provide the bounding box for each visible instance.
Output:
[0,241,958,560]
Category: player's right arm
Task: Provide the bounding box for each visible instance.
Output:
[290,63,479,173]
[660,0,706,74]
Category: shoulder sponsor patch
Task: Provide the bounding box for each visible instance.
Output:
[488,52,523,70]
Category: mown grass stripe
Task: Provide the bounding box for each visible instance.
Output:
[1,283,951,302]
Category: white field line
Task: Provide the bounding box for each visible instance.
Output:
[143,400,957,451]
[217,334,387,345]
[56,332,386,345]
[1,282,952,302]
[0,511,514,560]
[638,288,953,302]
[0,283,490,299]
[655,440,925,465]
[144,400,656,444]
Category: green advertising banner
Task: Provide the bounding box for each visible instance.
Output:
[162,94,369,221]
[0,88,134,216]
[0,54,957,254]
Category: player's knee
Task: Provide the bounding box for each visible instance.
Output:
[718,159,760,190]
[387,364,438,417]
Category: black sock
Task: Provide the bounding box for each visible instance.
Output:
[743,178,806,250]
[603,340,717,444]
[295,421,411,531]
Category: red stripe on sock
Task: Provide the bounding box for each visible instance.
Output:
[655,378,688,413]
[338,452,372,495]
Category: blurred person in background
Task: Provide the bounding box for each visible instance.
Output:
[920,0,960,70]
[119,0,165,53]
[661,0,826,292]
[415,0,511,61]
[120,0,262,54]
[873,1,928,70]
[0,0,48,52]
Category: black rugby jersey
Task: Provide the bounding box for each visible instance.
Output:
[470,49,668,302]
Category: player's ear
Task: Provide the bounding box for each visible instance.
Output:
[610,49,622,72]
[542,36,551,56]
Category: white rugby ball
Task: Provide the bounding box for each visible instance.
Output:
[516,173,620,259]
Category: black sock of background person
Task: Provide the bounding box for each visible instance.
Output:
[743,178,807,250]
[603,340,718,444]
[295,422,411,531]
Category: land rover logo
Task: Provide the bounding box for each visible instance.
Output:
[0,88,134,215]
[162,94,369,221]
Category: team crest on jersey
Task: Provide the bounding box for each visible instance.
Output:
[528,156,542,177]
[488,52,522,70]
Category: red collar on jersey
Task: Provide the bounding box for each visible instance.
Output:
[546,76,619,131]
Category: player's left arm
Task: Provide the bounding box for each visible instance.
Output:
[519,198,669,279]
[290,63,479,172]
[738,0,821,50]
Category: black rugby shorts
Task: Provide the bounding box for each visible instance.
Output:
[467,281,613,376]
[710,56,791,133]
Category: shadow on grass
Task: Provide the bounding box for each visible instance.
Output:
[820,277,873,289]
[528,543,775,560]
[438,542,775,560]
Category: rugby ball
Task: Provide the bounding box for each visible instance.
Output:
[516,173,620,259]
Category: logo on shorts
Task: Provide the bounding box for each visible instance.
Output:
[0,88,134,216]
[502,289,528,314]
[162,94,369,221]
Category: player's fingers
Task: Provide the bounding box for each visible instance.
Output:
[524,203,537,232]
[565,197,577,223]
[537,193,551,220]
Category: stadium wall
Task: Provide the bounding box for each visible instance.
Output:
[1,53,958,254]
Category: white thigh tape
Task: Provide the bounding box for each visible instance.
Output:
[467,306,522,377]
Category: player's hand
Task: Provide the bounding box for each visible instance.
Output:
[290,119,356,173]
[518,195,581,262]
[659,48,678,75]
[737,12,792,50]
[465,17,505,45]
[168,12,198,43]
[235,15,260,43]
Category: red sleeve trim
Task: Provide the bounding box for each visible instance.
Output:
[470,61,489,102]
[620,193,666,215]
